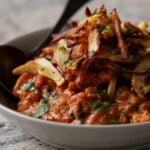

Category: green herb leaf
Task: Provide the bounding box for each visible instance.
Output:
[51,90,57,98]
[91,100,110,111]
[33,104,49,118]
[97,25,111,33]
[70,110,75,118]
[64,60,69,65]
[42,87,51,99]
[96,89,107,96]
[78,111,85,123]
[97,9,105,14]
[58,46,67,51]
[66,59,81,69]
[105,25,111,31]
[67,61,74,67]
[88,50,95,57]
[40,67,45,72]
[40,98,48,105]
[91,100,101,110]
[109,119,120,124]
[98,101,110,111]
[97,26,106,33]
[25,79,35,92]
[121,112,127,117]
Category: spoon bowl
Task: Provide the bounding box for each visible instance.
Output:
[0,46,28,90]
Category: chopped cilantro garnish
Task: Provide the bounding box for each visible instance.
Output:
[51,90,57,98]
[121,112,127,117]
[64,59,81,68]
[40,67,45,72]
[109,119,120,124]
[97,26,106,33]
[97,25,110,33]
[40,98,48,105]
[105,25,111,31]
[64,60,69,64]
[78,111,85,123]
[67,61,74,67]
[97,9,105,14]
[91,100,110,111]
[25,79,35,92]
[97,101,110,111]
[91,100,101,110]
[70,110,75,118]
[33,99,49,118]
[42,87,51,98]
[88,50,95,57]
[58,46,66,51]
[96,89,106,96]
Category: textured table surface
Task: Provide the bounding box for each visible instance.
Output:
[1,0,150,150]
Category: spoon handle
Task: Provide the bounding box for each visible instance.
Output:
[32,0,91,56]
[51,0,90,34]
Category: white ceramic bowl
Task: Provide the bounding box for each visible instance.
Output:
[0,29,150,150]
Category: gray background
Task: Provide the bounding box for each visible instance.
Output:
[1,0,150,44]
[0,0,150,149]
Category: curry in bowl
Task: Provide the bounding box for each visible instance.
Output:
[12,5,150,125]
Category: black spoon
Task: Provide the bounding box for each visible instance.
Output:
[0,0,90,104]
